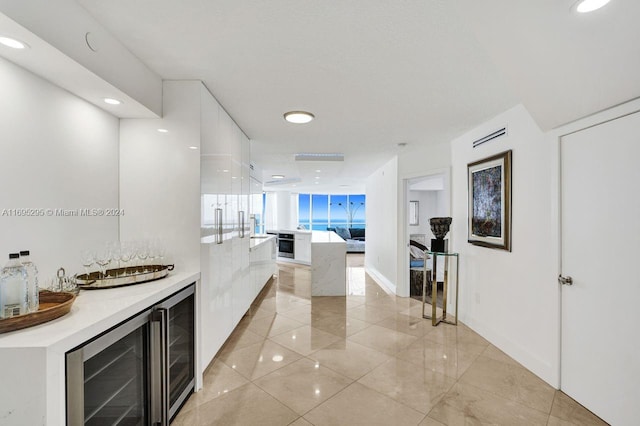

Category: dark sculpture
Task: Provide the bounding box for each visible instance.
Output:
[430,217,452,239]
[430,217,452,252]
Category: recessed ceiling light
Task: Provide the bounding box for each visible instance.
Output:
[188,146,198,150]
[272,174,285,179]
[157,128,169,133]
[284,111,315,124]
[315,176,320,179]
[103,98,122,105]
[0,37,28,49]
[222,169,229,173]
[576,0,610,13]
[315,170,321,173]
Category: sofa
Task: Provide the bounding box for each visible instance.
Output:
[328,227,365,253]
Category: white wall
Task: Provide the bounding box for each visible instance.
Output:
[0,0,163,115]
[451,104,558,386]
[119,81,201,272]
[364,141,451,296]
[0,56,119,280]
[364,156,399,293]
[408,190,441,240]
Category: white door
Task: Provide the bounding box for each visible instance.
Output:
[560,112,640,425]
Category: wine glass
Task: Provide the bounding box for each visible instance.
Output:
[80,249,95,280]
[137,241,149,272]
[95,245,112,281]
[148,241,158,270]
[119,242,134,276]
[157,243,166,266]
[108,242,121,273]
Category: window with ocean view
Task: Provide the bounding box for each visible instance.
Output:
[298,193,366,230]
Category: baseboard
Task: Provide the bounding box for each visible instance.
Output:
[364,266,396,295]
[460,314,559,388]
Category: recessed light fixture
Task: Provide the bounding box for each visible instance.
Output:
[222,169,229,173]
[315,169,322,173]
[188,146,198,150]
[157,128,169,133]
[271,174,285,179]
[576,0,610,13]
[284,111,315,124]
[0,36,28,49]
[103,98,122,105]
[315,176,320,179]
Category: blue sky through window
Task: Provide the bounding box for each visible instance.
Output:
[298,193,365,230]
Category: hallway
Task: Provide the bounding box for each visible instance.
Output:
[174,255,606,425]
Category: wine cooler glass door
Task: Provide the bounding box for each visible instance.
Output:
[160,285,195,421]
[66,312,149,426]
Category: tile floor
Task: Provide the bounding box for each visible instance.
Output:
[173,255,608,426]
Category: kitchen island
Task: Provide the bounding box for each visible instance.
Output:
[311,231,347,296]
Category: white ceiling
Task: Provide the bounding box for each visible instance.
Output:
[74,0,639,191]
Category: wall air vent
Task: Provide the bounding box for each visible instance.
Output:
[472,127,507,148]
[295,153,344,162]
[249,163,255,170]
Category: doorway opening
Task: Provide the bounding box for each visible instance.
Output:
[400,170,450,298]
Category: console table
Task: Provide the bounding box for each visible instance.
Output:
[421,251,459,326]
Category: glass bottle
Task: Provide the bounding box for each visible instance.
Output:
[20,250,39,313]
[0,253,28,318]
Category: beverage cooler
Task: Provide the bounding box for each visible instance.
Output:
[66,284,195,426]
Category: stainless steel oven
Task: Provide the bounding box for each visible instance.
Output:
[277,233,295,258]
[66,284,195,426]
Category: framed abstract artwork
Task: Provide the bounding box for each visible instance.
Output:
[467,150,512,251]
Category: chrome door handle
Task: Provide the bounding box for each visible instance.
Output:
[216,208,223,244]
[150,308,169,425]
[239,211,245,238]
[558,275,573,286]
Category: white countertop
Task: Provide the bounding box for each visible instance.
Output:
[311,230,347,244]
[0,270,200,352]
[266,229,312,235]
[249,235,275,251]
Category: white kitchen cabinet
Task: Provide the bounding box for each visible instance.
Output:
[199,86,252,372]
[251,237,277,297]
[294,232,312,263]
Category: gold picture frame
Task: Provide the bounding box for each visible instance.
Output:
[467,150,512,251]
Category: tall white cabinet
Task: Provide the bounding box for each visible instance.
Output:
[120,80,260,382]
[200,87,252,374]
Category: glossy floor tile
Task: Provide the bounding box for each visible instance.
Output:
[174,254,607,425]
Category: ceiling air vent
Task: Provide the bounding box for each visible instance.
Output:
[249,163,255,170]
[295,153,344,162]
[264,177,302,186]
[472,127,507,148]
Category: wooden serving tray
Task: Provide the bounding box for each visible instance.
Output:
[0,290,76,334]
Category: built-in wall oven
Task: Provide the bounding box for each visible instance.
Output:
[277,233,295,258]
[66,284,195,426]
